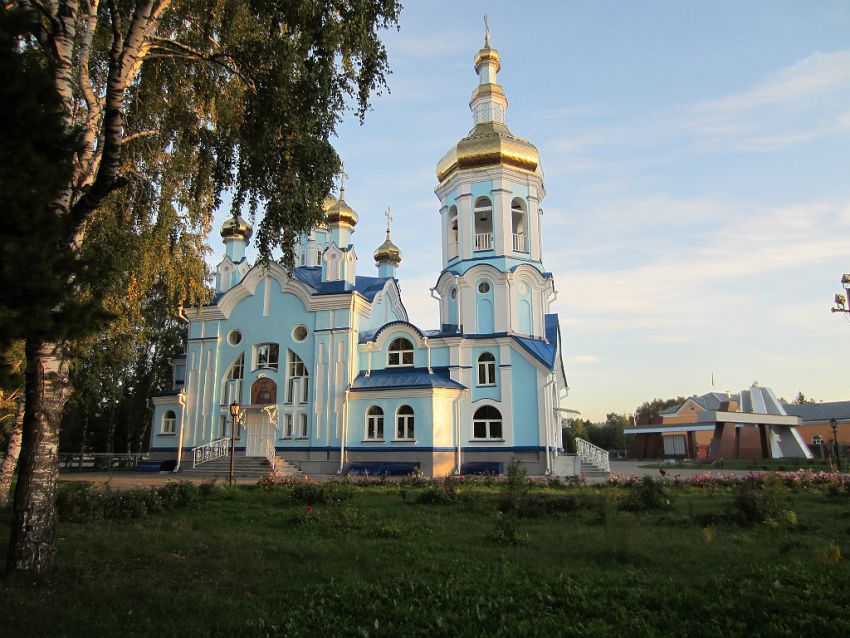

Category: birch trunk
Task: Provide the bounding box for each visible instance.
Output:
[7,341,68,573]
[0,398,25,510]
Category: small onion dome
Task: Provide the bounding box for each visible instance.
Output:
[322,194,338,211]
[220,215,253,241]
[373,230,402,265]
[324,186,359,227]
[474,44,500,74]
[436,121,540,183]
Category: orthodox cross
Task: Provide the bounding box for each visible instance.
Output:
[339,163,349,197]
[384,207,393,233]
[484,14,490,45]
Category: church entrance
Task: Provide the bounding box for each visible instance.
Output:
[244,411,275,457]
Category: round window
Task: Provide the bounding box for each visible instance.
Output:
[478,281,491,294]
[292,325,308,342]
[450,287,457,300]
[227,330,242,346]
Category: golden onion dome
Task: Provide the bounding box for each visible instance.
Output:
[436,121,541,183]
[373,230,402,265]
[474,44,500,74]
[324,186,359,227]
[322,194,338,211]
[220,215,253,241]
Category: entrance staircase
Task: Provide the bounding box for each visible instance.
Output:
[180,455,302,481]
[575,438,611,479]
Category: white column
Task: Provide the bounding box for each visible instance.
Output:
[492,183,512,256]
[456,191,472,261]
[528,191,542,262]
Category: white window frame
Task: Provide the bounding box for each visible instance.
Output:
[395,405,415,440]
[255,343,279,370]
[387,337,414,367]
[366,406,384,441]
[477,353,497,386]
[284,413,294,439]
[161,410,177,435]
[298,413,308,439]
[286,350,309,404]
[472,406,503,440]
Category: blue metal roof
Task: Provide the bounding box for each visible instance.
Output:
[351,367,466,392]
[292,267,391,302]
[513,314,560,370]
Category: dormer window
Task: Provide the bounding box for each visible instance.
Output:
[255,343,279,370]
[387,337,414,367]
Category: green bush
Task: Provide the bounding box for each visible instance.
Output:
[287,480,352,505]
[105,491,149,520]
[728,477,793,526]
[56,482,106,522]
[157,481,200,510]
[491,511,527,546]
[415,477,461,505]
[621,476,675,511]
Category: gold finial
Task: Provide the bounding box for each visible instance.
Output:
[484,14,490,46]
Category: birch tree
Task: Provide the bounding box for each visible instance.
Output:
[2,0,401,573]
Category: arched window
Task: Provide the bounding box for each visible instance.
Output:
[366,406,384,440]
[473,406,502,440]
[396,405,415,440]
[224,353,244,404]
[473,197,493,251]
[286,350,309,404]
[511,198,528,253]
[388,337,414,367]
[477,353,496,386]
[448,206,458,258]
[161,410,177,435]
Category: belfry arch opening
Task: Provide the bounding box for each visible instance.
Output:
[511,198,528,253]
[473,197,493,251]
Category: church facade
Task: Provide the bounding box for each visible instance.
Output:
[149,37,569,476]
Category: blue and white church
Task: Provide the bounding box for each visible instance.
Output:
[150,37,570,476]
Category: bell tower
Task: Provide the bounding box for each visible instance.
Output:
[433,31,552,338]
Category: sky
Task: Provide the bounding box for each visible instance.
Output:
[213,1,850,422]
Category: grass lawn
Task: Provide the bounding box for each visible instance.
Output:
[1,480,849,637]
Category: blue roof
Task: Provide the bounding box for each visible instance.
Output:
[292,267,391,302]
[351,367,466,392]
[513,314,560,370]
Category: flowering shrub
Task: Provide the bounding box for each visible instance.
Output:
[608,469,850,491]
[56,480,204,522]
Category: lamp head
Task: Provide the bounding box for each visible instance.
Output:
[229,401,240,418]
[830,418,838,429]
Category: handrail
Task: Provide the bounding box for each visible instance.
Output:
[264,438,276,471]
[575,437,610,473]
[512,233,527,252]
[192,437,231,468]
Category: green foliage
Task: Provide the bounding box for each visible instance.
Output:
[634,396,688,423]
[585,416,628,451]
[621,477,676,512]
[0,9,101,347]
[728,476,794,527]
[490,511,528,546]
[284,480,353,505]
[56,480,202,521]
[416,476,462,505]
[5,485,850,636]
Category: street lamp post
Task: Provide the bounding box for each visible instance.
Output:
[830,418,841,472]
[229,401,240,486]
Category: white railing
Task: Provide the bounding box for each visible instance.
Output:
[265,438,277,471]
[192,437,231,468]
[512,233,527,252]
[474,232,493,251]
[576,437,610,473]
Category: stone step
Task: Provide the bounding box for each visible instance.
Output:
[179,455,302,480]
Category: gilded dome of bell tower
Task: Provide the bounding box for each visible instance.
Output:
[436,33,541,183]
